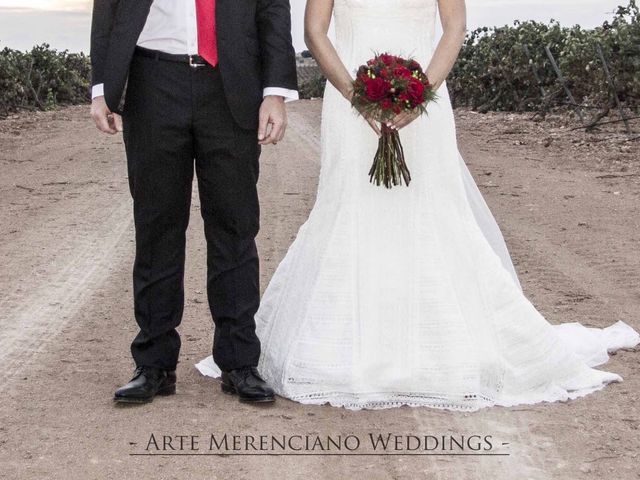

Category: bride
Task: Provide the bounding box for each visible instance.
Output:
[197,0,639,410]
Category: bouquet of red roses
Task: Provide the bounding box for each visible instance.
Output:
[351,53,437,188]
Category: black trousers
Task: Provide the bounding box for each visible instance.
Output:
[122,50,262,372]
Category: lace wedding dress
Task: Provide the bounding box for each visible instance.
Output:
[196,0,639,410]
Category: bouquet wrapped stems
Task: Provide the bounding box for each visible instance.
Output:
[369,124,411,188]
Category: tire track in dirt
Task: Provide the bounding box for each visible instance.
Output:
[0,200,132,387]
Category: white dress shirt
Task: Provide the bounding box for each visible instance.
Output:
[92,0,298,102]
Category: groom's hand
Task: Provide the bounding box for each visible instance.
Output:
[258,95,287,145]
[91,96,122,135]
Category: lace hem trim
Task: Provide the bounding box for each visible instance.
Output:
[282,379,618,411]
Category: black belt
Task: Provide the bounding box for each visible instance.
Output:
[134,46,212,68]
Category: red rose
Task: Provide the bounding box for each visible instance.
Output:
[378,53,395,66]
[407,77,425,102]
[380,98,393,110]
[393,65,412,79]
[365,77,391,101]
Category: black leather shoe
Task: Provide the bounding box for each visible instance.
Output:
[221,366,275,403]
[113,366,176,404]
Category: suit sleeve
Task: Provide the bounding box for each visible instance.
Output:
[90,0,120,87]
[256,0,299,92]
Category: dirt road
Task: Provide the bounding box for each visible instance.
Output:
[0,101,638,479]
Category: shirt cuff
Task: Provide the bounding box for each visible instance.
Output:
[92,83,105,99]
[263,87,299,102]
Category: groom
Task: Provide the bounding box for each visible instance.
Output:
[90,0,298,404]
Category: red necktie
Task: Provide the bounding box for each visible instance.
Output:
[195,0,218,66]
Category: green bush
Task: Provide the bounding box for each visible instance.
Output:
[0,43,91,116]
[448,0,640,113]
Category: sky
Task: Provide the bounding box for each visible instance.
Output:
[0,0,629,53]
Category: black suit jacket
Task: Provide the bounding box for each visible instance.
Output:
[90,0,298,130]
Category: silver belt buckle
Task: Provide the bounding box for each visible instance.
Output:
[189,55,204,68]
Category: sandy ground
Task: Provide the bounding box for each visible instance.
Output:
[0,101,638,479]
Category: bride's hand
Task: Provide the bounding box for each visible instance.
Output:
[361,110,382,137]
[344,87,382,137]
[387,110,421,130]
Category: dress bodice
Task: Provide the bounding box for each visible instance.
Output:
[335,0,437,14]
[333,0,439,72]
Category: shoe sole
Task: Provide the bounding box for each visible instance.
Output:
[221,382,275,403]
[113,384,176,404]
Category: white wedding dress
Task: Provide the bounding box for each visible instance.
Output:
[196,0,639,410]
